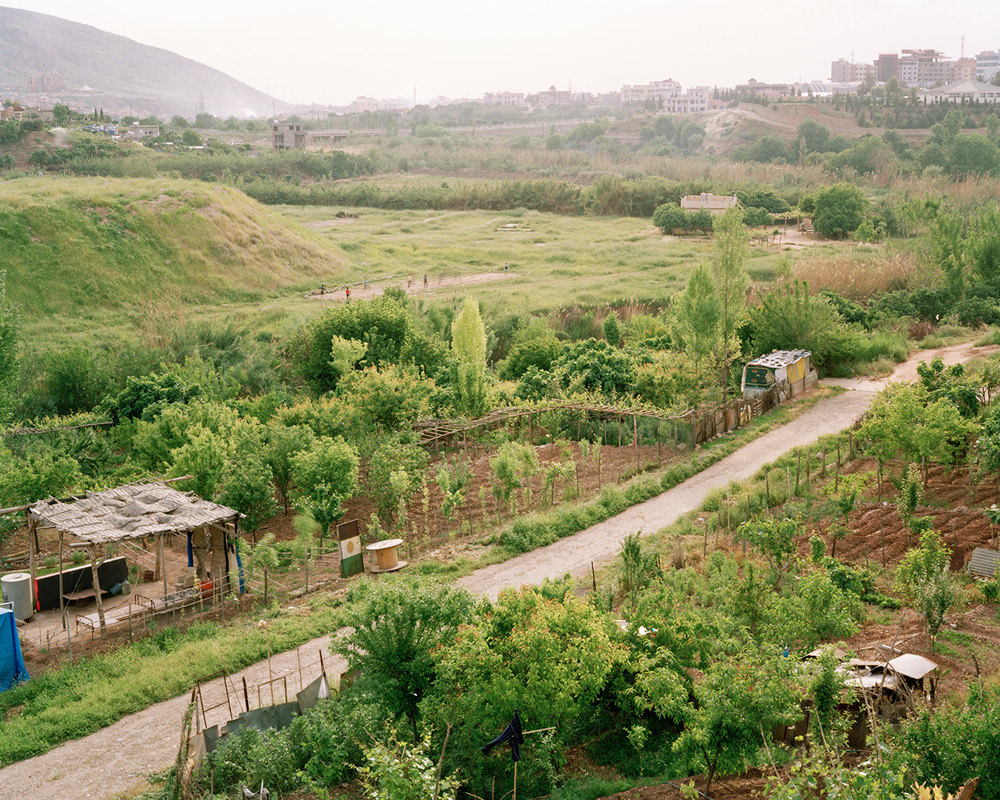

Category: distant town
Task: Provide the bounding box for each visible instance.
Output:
[4,46,1000,129]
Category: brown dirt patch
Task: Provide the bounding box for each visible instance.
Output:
[601,767,770,800]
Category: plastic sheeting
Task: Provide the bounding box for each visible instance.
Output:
[1,607,29,692]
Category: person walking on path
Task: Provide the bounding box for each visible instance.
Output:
[345,286,351,300]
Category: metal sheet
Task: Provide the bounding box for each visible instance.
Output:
[888,653,938,680]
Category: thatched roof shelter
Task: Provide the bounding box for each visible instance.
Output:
[25,481,240,637]
[29,481,239,544]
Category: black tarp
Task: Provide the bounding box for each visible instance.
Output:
[35,556,128,611]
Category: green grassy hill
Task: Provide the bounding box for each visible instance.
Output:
[0,177,349,319]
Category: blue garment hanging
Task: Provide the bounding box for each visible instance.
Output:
[234,540,245,594]
[0,608,29,692]
[187,533,194,568]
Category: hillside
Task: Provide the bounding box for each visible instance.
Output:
[0,177,349,317]
[698,102,925,155]
[0,6,286,118]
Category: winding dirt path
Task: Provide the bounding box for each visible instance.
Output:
[1,342,993,800]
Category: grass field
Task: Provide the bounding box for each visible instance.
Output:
[276,205,793,313]
[7,181,805,345]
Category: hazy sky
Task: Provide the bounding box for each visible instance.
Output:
[9,1,1000,106]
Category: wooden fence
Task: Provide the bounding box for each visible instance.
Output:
[415,384,790,457]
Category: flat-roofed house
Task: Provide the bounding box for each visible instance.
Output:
[680,193,739,215]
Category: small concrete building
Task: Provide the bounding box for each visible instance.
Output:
[271,122,306,151]
[680,193,739,215]
[122,123,160,140]
[742,350,818,399]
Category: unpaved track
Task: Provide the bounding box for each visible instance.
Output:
[1,342,991,800]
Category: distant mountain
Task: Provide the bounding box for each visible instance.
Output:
[0,6,290,118]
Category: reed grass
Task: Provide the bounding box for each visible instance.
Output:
[793,247,929,300]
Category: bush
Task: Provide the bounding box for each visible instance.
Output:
[892,680,1000,799]
[812,183,868,239]
[954,297,1000,327]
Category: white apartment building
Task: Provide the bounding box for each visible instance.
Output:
[483,91,525,106]
[620,79,710,112]
[831,59,873,82]
[897,49,951,87]
[976,50,1000,83]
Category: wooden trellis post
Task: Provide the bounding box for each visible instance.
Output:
[89,544,107,638]
[27,514,37,617]
[634,414,639,473]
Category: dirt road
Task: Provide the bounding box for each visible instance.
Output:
[1,342,992,800]
[305,270,517,303]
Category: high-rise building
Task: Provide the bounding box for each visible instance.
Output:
[976,50,1000,82]
[897,49,950,87]
[875,53,899,82]
[831,59,873,82]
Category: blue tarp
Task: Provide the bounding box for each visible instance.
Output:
[1,608,29,692]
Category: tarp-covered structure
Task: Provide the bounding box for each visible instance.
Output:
[1,606,29,691]
[28,481,240,636]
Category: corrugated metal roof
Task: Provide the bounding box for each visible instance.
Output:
[969,547,1000,578]
[747,350,812,369]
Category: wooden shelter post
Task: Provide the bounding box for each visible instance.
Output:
[58,530,65,630]
[27,513,38,615]
[89,545,107,637]
[159,535,168,600]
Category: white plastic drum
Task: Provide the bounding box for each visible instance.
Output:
[1,572,34,621]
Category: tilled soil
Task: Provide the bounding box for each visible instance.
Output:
[1,341,995,800]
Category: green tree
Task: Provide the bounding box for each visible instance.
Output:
[0,270,18,424]
[667,653,800,795]
[602,312,621,347]
[422,588,622,798]
[897,529,955,652]
[812,183,868,239]
[489,440,538,517]
[858,383,972,482]
[931,212,966,301]
[290,437,359,541]
[986,113,1000,143]
[672,265,720,387]
[51,104,71,125]
[293,296,415,392]
[555,339,635,398]
[367,433,428,527]
[170,425,229,499]
[653,202,688,233]
[710,208,750,399]
[218,456,277,536]
[264,423,316,515]
[337,366,433,435]
[749,281,853,372]
[796,118,830,155]
[450,297,488,417]
[948,133,999,178]
[739,516,799,589]
[333,578,476,739]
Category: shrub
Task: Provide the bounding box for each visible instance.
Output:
[954,297,1000,327]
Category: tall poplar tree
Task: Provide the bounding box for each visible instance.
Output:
[710,209,749,400]
[451,297,488,417]
[0,270,18,424]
